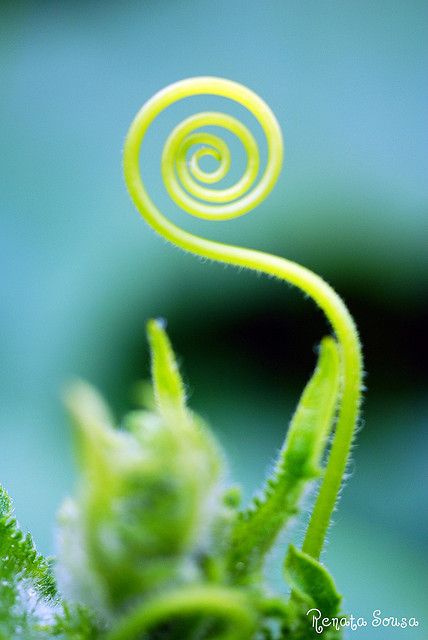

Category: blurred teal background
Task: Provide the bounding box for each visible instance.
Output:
[1,1,427,637]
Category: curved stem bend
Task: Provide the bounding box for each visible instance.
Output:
[106,585,256,640]
[123,77,363,560]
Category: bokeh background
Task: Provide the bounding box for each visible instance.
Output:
[1,1,427,637]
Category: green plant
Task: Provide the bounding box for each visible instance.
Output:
[1,77,362,639]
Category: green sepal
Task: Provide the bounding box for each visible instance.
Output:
[281,336,341,479]
[283,545,343,639]
[147,317,186,418]
[284,545,341,616]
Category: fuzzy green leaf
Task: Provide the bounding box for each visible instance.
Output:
[0,486,58,639]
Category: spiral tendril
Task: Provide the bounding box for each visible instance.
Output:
[124,77,362,564]
[124,77,283,224]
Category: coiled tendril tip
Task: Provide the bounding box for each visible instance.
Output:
[124,76,283,226]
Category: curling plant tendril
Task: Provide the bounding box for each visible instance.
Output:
[0,77,363,640]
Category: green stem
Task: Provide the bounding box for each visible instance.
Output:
[123,77,363,560]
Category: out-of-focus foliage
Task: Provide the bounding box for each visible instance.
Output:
[0,486,96,640]
[1,322,347,639]
[0,486,57,639]
[57,320,224,617]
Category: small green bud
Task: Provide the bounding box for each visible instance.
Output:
[57,323,225,617]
